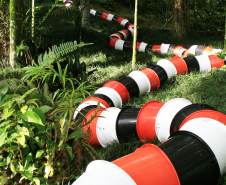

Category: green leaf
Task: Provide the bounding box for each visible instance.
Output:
[21,105,28,113]
[30,93,42,99]
[0,159,6,167]
[63,64,69,80]
[17,88,37,101]
[0,120,14,130]
[36,149,45,158]
[58,101,69,106]
[25,163,37,171]
[0,100,12,109]
[10,133,19,139]
[59,112,67,131]
[35,136,42,147]
[73,98,84,104]
[0,94,6,106]
[0,86,9,94]
[30,143,36,151]
[10,172,16,179]
[17,135,26,147]
[36,162,45,175]
[67,130,84,140]
[46,125,57,131]
[22,146,30,157]
[26,99,38,106]
[2,109,14,120]
[57,62,63,78]
[20,170,33,179]
[39,105,53,113]
[0,133,7,147]
[52,89,60,100]
[11,164,16,172]
[6,153,12,165]
[58,140,64,149]
[16,125,30,137]
[32,107,46,125]
[26,153,33,164]
[65,144,75,160]
[5,94,15,100]
[19,176,25,183]
[97,102,100,109]
[20,111,44,128]
[33,177,40,185]
[8,145,19,151]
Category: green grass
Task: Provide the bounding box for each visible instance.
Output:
[36,2,226,184]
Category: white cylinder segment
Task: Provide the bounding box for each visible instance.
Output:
[129,71,151,95]
[96,107,121,147]
[155,98,192,142]
[72,160,137,185]
[115,40,124,51]
[157,59,177,79]
[211,49,222,54]
[160,43,170,54]
[195,55,211,72]
[128,28,134,37]
[120,19,129,26]
[94,87,122,108]
[188,45,198,55]
[90,9,96,16]
[107,14,114,21]
[138,42,148,52]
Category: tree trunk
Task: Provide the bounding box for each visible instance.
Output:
[32,0,36,40]
[9,0,23,68]
[172,0,188,39]
[0,0,10,63]
[184,0,190,33]
[9,0,17,68]
[224,11,226,49]
[73,0,82,42]
[81,0,90,30]
[132,0,138,68]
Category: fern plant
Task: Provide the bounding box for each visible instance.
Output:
[0,61,25,90]
[22,40,93,94]
[37,0,60,28]
[35,40,92,67]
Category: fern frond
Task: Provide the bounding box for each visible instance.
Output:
[51,5,73,17]
[0,67,26,90]
[38,41,92,68]
[0,61,20,69]
[42,82,55,106]
[0,67,25,80]
[43,82,51,98]
[38,0,60,28]
[0,78,22,89]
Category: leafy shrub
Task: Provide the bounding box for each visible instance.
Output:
[0,66,98,184]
